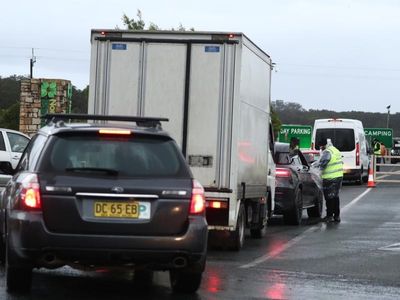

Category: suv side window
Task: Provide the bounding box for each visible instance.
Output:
[17,134,47,172]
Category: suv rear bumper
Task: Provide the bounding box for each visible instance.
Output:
[7,211,208,271]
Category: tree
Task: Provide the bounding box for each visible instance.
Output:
[71,85,88,113]
[0,75,27,109]
[271,106,281,139]
[121,10,194,31]
[122,10,145,30]
[0,102,20,130]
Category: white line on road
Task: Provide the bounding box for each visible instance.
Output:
[239,187,373,269]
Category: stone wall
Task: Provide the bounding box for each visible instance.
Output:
[20,79,72,136]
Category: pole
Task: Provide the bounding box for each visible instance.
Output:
[387,107,390,128]
[30,48,36,79]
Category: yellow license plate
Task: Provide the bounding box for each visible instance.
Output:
[94,201,139,218]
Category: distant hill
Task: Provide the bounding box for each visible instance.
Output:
[273,100,399,137]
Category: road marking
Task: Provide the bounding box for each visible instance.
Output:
[341,188,371,213]
[379,243,400,251]
[239,187,372,269]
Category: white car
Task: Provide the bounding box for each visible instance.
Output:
[0,128,30,169]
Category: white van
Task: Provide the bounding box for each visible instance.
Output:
[311,119,370,184]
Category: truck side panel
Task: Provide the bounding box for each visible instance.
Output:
[236,43,271,197]
[187,44,235,187]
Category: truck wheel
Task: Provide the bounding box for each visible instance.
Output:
[283,190,303,225]
[229,204,245,251]
[307,190,323,218]
[250,201,267,239]
[6,239,32,293]
[170,269,203,293]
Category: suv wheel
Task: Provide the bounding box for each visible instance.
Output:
[5,240,32,293]
[170,269,203,293]
[133,269,154,287]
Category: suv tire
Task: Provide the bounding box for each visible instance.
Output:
[170,269,203,293]
[6,240,32,293]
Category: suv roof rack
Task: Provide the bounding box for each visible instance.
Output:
[42,114,169,128]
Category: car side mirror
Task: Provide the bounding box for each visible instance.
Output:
[0,161,15,175]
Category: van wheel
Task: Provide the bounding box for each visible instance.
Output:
[356,169,363,185]
[362,167,369,183]
[229,204,245,251]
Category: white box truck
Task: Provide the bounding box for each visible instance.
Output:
[88,30,275,250]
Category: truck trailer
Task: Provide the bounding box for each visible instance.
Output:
[88,30,275,250]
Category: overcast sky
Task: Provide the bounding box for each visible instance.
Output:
[1,0,400,113]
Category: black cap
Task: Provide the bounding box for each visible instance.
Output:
[317,137,328,147]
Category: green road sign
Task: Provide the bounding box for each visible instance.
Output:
[364,128,393,148]
[278,125,312,149]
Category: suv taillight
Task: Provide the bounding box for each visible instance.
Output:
[190,180,205,215]
[20,173,41,210]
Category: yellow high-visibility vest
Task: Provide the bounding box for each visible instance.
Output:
[322,145,343,179]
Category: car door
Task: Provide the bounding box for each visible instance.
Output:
[293,154,314,206]
[5,131,30,169]
[0,131,11,167]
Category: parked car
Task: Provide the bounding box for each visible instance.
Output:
[0,128,30,186]
[302,149,321,164]
[0,114,208,294]
[273,143,323,225]
[391,143,400,164]
[0,128,30,169]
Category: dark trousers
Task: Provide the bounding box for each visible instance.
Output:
[323,178,343,217]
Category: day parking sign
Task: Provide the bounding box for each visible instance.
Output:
[278,125,312,149]
[364,128,393,148]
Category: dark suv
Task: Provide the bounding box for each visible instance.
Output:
[0,114,208,293]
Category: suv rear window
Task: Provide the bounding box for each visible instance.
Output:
[40,133,191,178]
[315,128,355,151]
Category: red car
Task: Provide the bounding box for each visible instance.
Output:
[302,149,321,164]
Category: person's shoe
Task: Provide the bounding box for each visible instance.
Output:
[321,216,334,222]
[333,216,341,223]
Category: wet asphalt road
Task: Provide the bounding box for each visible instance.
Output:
[2,171,400,299]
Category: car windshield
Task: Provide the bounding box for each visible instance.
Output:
[40,133,190,178]
[315,128,355,151]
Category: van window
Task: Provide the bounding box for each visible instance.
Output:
[315,129,355,151]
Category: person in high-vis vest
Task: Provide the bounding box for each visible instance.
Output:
[372,138,382,171]
[317,137,344,223]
